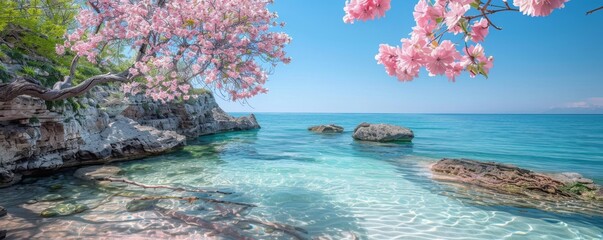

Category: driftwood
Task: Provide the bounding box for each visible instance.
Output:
[95,176,232,195]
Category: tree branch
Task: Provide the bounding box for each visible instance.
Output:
[0,73,127,102]
[586,6,603,15]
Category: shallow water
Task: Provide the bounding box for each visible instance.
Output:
[1,114,602,239]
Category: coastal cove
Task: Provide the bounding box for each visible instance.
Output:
[1,113,602,239]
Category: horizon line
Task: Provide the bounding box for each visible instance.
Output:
[225,111,603,115]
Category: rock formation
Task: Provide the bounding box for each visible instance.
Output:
[0,87,259,187]
[430,158,603,201]
[352,122,414,142]
[307,124,344,133]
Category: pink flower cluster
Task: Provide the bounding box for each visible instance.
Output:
[343,0,391,23]
[514,0,568,17]
[344,0,568,82]
[61,0,290,102]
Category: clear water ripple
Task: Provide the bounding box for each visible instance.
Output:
[0,114,602,239]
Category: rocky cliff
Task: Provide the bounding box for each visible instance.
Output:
[0,87,259,187]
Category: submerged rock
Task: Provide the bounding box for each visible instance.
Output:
[0,206,6,217]
[430,158,602,201]
[74,165,121,181]
[40,203,88,218]
[308,124,344,133]
[39,194,65,202]
[0,169,21,188]
[352,123,414,142]
[126,199,159,212]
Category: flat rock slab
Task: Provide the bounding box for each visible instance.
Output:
[430,158,602,201]
[74,165,122,181]
[352,123,414,142]
[308,124,344,133]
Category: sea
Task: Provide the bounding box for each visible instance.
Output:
[1,113,602,239]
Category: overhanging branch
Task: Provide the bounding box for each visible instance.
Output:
[0,73,128,102]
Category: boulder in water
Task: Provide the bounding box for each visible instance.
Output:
[352,123,414,142]
[40,203,88,218]
[430,158,603,200]
[308,124,344,133]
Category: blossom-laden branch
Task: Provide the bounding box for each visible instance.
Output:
[55,0,290,102]
[343,0,570,82]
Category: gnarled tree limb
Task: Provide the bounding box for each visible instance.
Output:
[0,73,127,102]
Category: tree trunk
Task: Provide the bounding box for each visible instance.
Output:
[0,74,127,102]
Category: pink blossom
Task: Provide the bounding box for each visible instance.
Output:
[55,45,65,55]
[470,18,489,42]
[444,2,469,31]
[513,0,568,17]
[375,44,399,76]
[425,40,460,76]
[62,0,290,101]
[343,0,391,23]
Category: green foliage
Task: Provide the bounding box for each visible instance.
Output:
[45,100,65,110]
[142,102,151,111]
[0,64,10,83]
[21,65,36,77]
[29,116,40,124]
[67,97,80,111]
[190,88,212,96]
[562,182,591,195]
[0,0,77,61]
[3,46,25,62]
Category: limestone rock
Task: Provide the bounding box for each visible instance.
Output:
[308,124,344,133]
[352,122,414,142]
[122,93,260,138]
[0,85,259,188]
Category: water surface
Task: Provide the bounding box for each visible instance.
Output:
[1,114,602,239]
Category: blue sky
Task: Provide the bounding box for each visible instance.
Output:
[216,0,603,114]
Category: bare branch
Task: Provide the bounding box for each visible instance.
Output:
[586,6,603,15]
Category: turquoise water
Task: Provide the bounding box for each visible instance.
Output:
[1,114,602,239]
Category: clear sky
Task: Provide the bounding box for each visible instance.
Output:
[216,1,603,114]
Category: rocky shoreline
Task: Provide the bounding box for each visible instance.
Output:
[0,87,259,188]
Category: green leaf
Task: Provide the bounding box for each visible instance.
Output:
[470,0,481,9]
